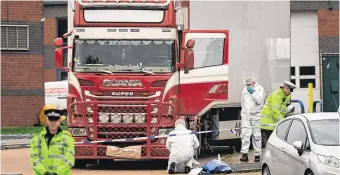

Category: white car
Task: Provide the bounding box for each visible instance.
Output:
[261,112,339,175]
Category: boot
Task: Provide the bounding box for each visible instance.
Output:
[240,154,249,162]
[184,166,191,174]
[255,156,260,162]
[168,162,176,174]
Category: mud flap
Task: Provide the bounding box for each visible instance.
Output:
[106,145,142,159]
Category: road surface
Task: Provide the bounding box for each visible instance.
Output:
[1,148,260,175]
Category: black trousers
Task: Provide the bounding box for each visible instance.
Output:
[261,129,273,148]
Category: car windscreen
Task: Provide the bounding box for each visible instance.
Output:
[309,119,339,146]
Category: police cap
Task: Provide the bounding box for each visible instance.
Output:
[44,109,63,121]
[283,81,296,92]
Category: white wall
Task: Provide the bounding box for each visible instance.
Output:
[291,12,320,113]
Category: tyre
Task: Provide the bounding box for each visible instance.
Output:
[233,139,242,153]
[194,128,202,160]
[73,160,88,169]
[99,159,114,166]
[262,165,271,175]
[305,170,314,175]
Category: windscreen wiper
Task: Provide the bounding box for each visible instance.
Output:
[118,68,155,75]
[76,68,114,75]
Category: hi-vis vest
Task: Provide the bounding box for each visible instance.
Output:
[30,127,75,175]
[259,88,291,130]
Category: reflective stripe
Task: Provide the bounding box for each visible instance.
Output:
[33,157,43,167]
[59,135,66,152]
[272,105,281,109]
[48,166,58,170]
[64,158,74,167]
[50,142,65,146]
[33,136,43,167]
[48,155,64,159]
[68,149,75,156]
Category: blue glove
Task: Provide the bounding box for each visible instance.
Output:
[247,87,255,94]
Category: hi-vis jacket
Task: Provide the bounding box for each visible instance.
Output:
[259,88,291,130]
[30,127,75,175]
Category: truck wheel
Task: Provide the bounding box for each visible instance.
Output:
[73,160,88,169]
[233,140,242,153]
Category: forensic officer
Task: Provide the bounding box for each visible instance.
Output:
[30,109,75,175]
[259,81,296,148]
[240,77,265,162]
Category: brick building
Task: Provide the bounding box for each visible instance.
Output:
[1,1,339,127]
[1,0,67,127]
[1,0,45,127]
[290,0,339,112]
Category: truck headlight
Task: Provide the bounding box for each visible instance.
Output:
[69,128,87,136]
[111,113,121,124]
[318,155,339,168]
[134,113,146,124]
[151,117,157,124]
[87,106,93,113]
[99,113,109,123]
[123,113,133,124]
[159,128,174,136]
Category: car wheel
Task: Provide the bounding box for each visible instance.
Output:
[262,165,271,175]
[305,170,314,175]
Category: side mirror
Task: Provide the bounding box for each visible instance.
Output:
[292,141,304,156]
[54,37,64,48]
[54,48,64,68]
[184,39,195,73]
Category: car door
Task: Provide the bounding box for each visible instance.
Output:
[163,30,229,116]
[283,119,310,175]
[268,119,293,175]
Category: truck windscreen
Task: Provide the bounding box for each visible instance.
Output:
[73,39,176,73]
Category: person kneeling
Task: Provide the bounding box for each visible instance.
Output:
[166,119,200,174]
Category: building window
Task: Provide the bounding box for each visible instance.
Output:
[57,18,68,67]
[57,69,68,81]
[291,67,295,76]
[291,79,296,85]
[299,66,315,76]
[1,25,29,50]
[300,79,316,88]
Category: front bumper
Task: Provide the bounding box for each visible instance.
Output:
[314,162,340,175]
[69,100,175,160]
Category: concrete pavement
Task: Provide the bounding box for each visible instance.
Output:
[1,139,31,150]
[1,147,261,175]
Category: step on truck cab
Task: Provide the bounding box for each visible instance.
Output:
[53,0,291,166]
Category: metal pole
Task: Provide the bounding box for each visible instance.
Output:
[308,83,313,113]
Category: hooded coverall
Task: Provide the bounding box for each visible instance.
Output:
[240,83,265,156]
[166,124,200,172]
[259,88,291,146]
[30,127,75,175]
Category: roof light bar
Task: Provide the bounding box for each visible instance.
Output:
[77,0,171,8]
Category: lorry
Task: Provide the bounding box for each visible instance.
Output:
[53,0,291,167]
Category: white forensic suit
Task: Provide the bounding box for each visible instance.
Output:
[240,83,265,156]
[166,123,200,172]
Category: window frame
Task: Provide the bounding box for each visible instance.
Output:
[276,118,293,141]
[286,118,310,150]
[191,38,225,69]
[1,24,29,51]
[57,69,68,81]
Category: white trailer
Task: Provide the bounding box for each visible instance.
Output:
[44,81,69,110]
[187,1,291,152]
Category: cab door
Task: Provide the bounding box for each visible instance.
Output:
[177,30,229,116]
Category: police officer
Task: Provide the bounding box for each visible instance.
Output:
[259,81,296,148]
[30,109,75,175]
